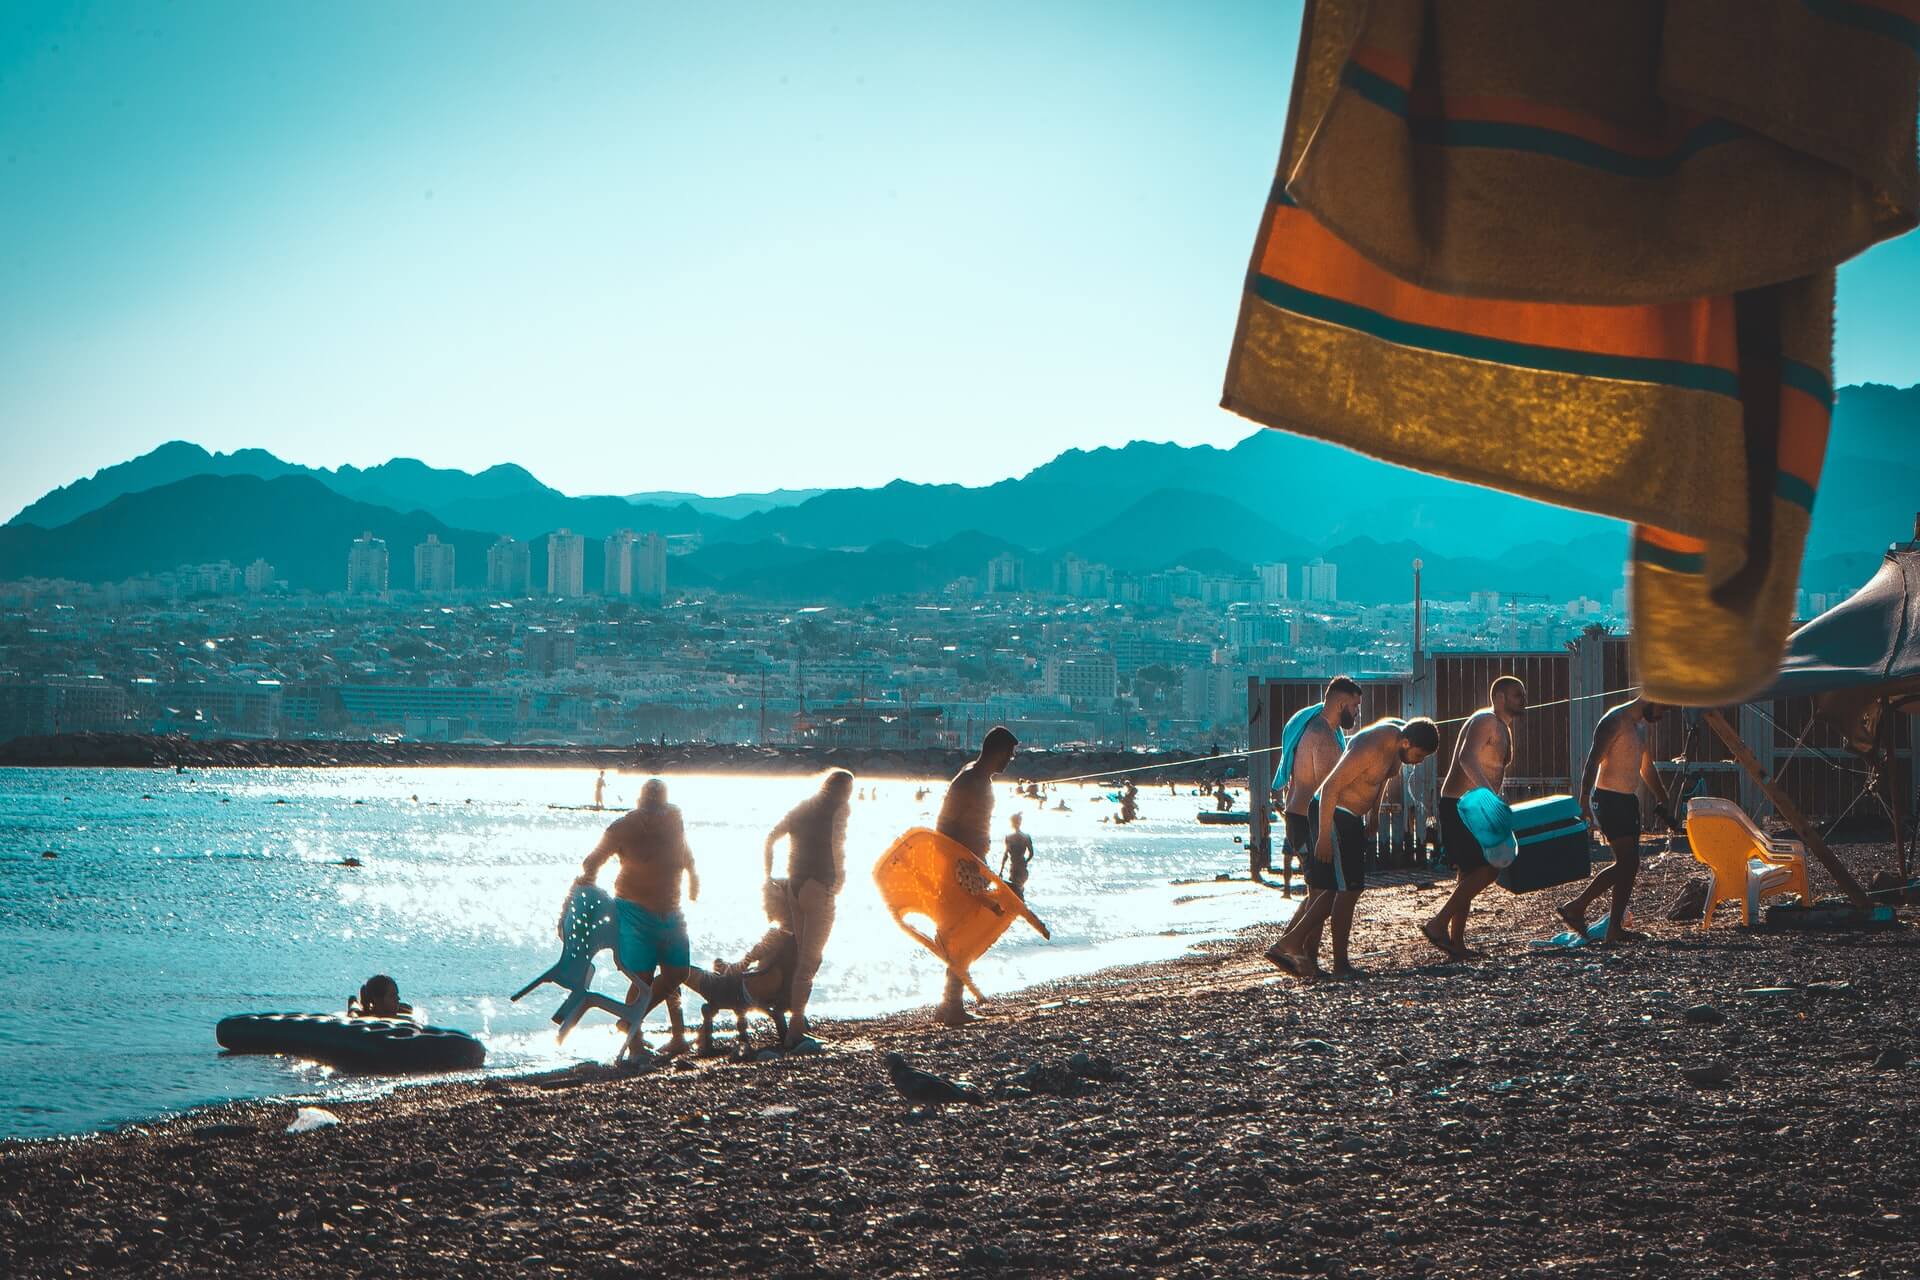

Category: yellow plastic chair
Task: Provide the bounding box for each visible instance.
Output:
[1686,797,1812,905]
[1685,803,1806,928]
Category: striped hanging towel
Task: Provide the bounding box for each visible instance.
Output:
[1222,0,1919,704]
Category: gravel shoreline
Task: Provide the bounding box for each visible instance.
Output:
[4,845,1917,1278]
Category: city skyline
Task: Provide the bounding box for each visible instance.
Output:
[6,2,1920,525]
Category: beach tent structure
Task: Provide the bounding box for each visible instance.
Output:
[1765,542,1920,750]
[1695,535,1920,901]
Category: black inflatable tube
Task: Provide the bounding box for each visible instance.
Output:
[217,1013,486,1073]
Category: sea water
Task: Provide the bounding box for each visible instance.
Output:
[0,766,1285,1138]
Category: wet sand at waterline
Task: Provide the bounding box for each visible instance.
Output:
[5,845,1917,1278]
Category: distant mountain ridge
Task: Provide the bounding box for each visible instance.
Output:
[7,382,1915,600]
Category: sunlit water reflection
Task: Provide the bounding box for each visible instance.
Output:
[0,767,1286,1137]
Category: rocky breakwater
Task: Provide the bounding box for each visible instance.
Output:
[0,732,1230,784]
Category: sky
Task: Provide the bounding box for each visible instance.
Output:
[2,1,1917,522]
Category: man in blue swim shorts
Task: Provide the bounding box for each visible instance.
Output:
[577,777,701,1061]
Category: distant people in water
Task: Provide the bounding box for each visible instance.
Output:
[594,770,607,809]
[999,813,1035,899]
[763,768,853,1048]
[1117,780,1139,824]
[934,725,1019,1027]
[347,974,413,1019]
[1213,780,1234,812]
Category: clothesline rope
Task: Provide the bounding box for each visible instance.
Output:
[1041,684,1646,786]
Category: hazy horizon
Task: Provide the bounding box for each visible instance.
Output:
[5,2,1918,520]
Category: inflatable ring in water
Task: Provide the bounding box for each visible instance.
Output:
[216,1013,486,1073]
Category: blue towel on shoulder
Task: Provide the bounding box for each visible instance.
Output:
[1273,702,1347,799]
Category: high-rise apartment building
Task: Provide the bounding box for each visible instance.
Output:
[603,530,638,597]
[985,552,1025,594]
[1301,558,1339,603]
[1044,652,1118,705]
[1257,562,1290,601]
[546,529,585,598]
[346,532,389,597]
[487,536,530,595]
[602,530,667,602]
[634,532,667,603]
[243,558,276,593]
[413,535,457,594]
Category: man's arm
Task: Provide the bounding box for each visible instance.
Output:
[576,826,619,883]
[1639,736,1673,822]
[1312,753,1355,863]
[762,809,793,880]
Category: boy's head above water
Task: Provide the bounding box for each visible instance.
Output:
[357,974,402,1017]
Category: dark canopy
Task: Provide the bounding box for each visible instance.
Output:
[1766,547,1920,702]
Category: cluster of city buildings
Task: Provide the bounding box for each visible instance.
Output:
[1,541,1864,751]
[346,529,667,601]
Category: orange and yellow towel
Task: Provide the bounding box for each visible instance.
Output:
[1223,0,1918,703]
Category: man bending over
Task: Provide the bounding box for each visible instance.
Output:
[1422,675,1527,960]
[1271,717,1439,979]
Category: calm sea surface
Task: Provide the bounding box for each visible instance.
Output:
[0,766,1284,1138]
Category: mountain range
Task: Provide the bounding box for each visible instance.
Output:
[4,383,1914,602]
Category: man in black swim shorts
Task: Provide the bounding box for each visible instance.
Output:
[1271,717,1439,979]
[1559,699,1673,945]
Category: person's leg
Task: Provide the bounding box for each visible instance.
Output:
[1442,865,1500,953]
[935,970,969,1026]
[786,882,836,1046]
[1601,835,1641,942]
[1329,890,1361,975]
[1563,793,1640,938]
[1558,866,1617,934]
[1271,890,1333,975]
[636,964,690,1053]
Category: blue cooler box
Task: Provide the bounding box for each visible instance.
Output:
[1497,794,1591,893]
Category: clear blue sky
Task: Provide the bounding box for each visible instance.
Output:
[3,1,1916,521]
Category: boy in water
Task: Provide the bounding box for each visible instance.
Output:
[346,974,413,1019]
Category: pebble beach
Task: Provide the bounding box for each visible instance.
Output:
[4,844,1917,1278]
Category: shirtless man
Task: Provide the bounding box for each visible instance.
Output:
[1422,676,1527,960]
[933,725,1018,1026]
[1271,717,1440,978]
[576,777,701,1061]
[1558,699,1673,944]
[999,813,1035,899]
[1268,676,1363,895]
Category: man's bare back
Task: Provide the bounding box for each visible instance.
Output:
[585,803,696,914]
[1590,705,1654,795]
[1441,710,1513,798]
[1287,718,1342,817]
[1318,722,1408,820]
